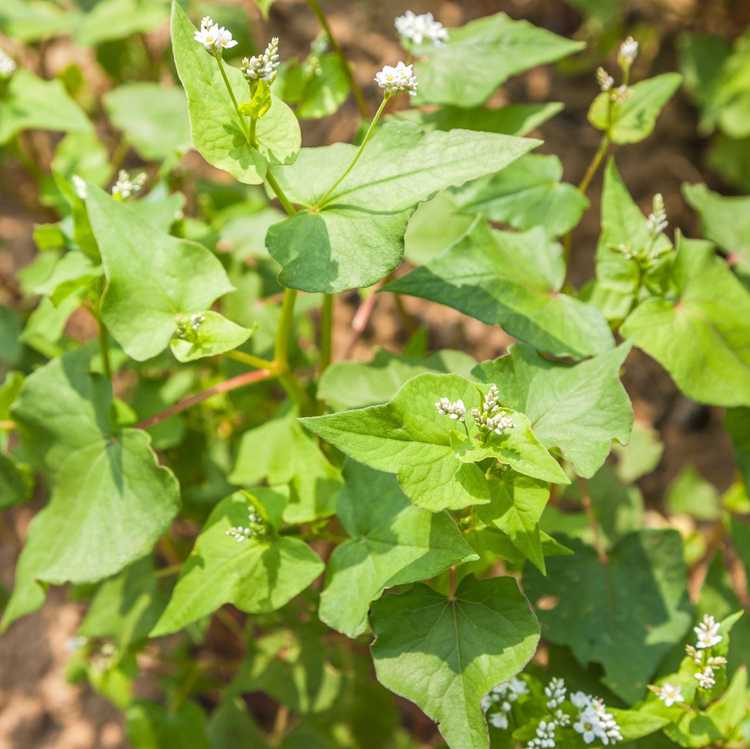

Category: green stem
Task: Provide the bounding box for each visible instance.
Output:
[265,170,296,215]
[316,95,390,208]
[98,322,112,381]
[225,349,275,370]
[319,293,333,374]
[274,288,298,371]
[214,52,250,141]
[249,115,258,147]
[305,0,369,119]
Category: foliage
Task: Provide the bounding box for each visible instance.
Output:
[1,3,749,749]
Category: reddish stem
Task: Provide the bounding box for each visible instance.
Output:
[135,369,273,429]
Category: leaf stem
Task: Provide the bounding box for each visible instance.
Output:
[214,51,250,141]
[135,368,273,429]
[98,318,113,381]
[319,293,334,374]
[577,477,607,563]
[265,170,296,216]
[274,288,298,371]
[225,349,275,370]
[305,0,369,119]
[316,94,390,208]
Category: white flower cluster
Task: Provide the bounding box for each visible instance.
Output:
[111,170,146,200]
[651,682,684,707]
[395,10,448,45]
[646,194,668,237]
[684,614,726,691]
[225,506,264,543]
[72,174,88,200]
[571,692,622,746]
[545,677,567,709]
[375,61,418,96]
[435,397,466,422]
[481,677,528,731]
[527,720,557,749]
[472,384,514,435]
[0,49,16,79]
[242,37,280,82]
[194,16,238,52]
[596,67,614,92]
[618,36,639,68]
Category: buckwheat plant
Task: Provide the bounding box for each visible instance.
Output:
[1,2,750,748]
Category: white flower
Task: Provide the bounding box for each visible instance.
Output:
[574,698,622,746]
[695,667,716,690]
[0,49,16,79]
[545,677,567,709]
[505,677,528,699]
[596,66,614,92]
[72,174,88,200]
[695,614,722,650]
[574,707,601,745]
[194,16,237,52]
[656,683,684,707]
[375,61,418,96]
[646,194,668,237]
[489,712,509,729]
[111,170,146,200]
[242,37,280,82]
[395,10,448,45]
[618,36,639,66]
[436,397,466,422]
[527,719,557,749]
[570,691,592,709]
[554,709,570,727]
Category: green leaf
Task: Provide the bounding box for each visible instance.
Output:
[524,530,693,703]
[169,311,253,363]
[591,159,672,321]
[411,13,583,107]
[294,53,350,120]
[267,121,537,293]
[391,102,563,137]
[104,83,190,161]
[85,184,234,361]
[208,698,269,749]
[621,236,750,407]
[0,453,32,509]
[75,0,167,46]
[302,373,568,513]
[127,700,210,749]
[230,413,342,524]
[0,0,78,42]
[387,222,614,358]
[452,154,589,237]
[683,182,750,276]
[614,419,663,483]
[2,351,180,630]
[473,343,633,478]
[320,462,476,637]
[370,576,540,749]
[151,492,323,635]
[666,466,720,520]
[171,2,300,185]
[726,408,750,491]
[588,73,682,144]
[0,69,91,145]
[318,348,476,410]
[475,472,550,573]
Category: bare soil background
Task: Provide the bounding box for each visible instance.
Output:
[0,0,744,745]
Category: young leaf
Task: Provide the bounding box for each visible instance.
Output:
[171,2,300,185]
[230,412,342,524]
[151,492,324,635]
[302,373,568,513]
[85,184,234,361]
[370,576,540,749]
[104,82,190,161]
[319,462,477,638]
[621,236,750,407]
[74,0,167,46]
[0,69,91,145]
[126,700,210,749]
[410,13,583,107]
[386,222,614,358]
[524,530,693,703]
[267,121,538,293]
[591,159,672,322]
[1,351,180,630]
[169,311,254,363]
[588,73,682,144]
[473,343,633,478]
[452,154,589,237]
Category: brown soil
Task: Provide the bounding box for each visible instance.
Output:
[0,0,742,746]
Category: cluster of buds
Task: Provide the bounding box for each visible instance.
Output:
[545,677,567,709]
[481,677,528,730]
[618,36,639,71]
[225,506,265,543]
[72,174,88,200]
[435,397,466,422]
[527,720,557,749]
[472,384,514,436]
[395,10,448,45]
[174,313,205,343]
[686,614,726,691]
[111,170,146,200]
[375,61,418,97]
[0,49,16,79]
[194,16,238,53]
[596,36,639,107]
[613,193,671,268]
[241,37,280,83]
